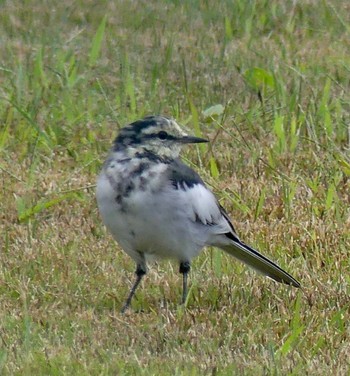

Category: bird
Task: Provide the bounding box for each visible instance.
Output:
[96,115,300,313]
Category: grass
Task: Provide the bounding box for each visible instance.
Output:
[0,0,349,374]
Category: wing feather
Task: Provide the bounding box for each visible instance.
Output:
[166,159,300,288]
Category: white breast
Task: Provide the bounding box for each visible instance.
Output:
[96,161,232,263]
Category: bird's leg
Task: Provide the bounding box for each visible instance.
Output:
[121,264,146,314]
[179,261,191,305]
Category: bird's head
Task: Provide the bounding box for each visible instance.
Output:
[113,116,208,158]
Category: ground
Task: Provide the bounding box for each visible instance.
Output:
[0,1,349,374]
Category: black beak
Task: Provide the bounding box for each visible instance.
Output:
[178,136,209,144]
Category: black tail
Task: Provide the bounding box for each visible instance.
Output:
[221,238,300,288]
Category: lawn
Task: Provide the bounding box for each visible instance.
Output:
[0,0,349,374]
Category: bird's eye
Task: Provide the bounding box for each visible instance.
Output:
[158,131,168,140]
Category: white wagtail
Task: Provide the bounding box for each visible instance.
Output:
[96,115,300,313]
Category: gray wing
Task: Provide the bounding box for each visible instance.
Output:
[166,159,300,287]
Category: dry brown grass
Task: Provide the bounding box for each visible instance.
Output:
[0,0,349,374]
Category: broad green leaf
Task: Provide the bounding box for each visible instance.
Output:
[202,104,225,122]
[209,157,219,179]
[244,67,275,92]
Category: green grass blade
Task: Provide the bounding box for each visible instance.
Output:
[254,188,266,220]
[209,156,219,179]
[89,16,107,66]
[17,193,83,222]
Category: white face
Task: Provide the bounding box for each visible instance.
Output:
[115,116,189,158]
